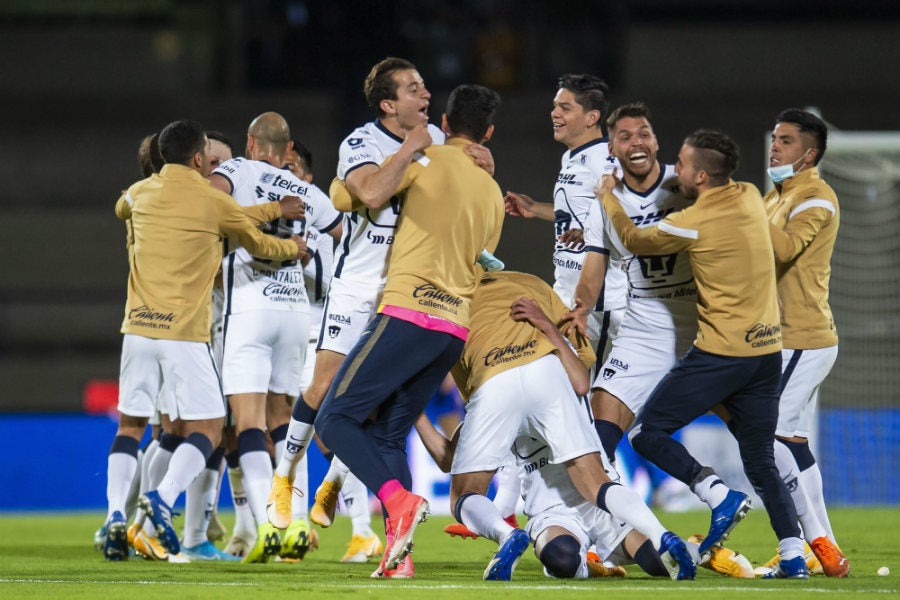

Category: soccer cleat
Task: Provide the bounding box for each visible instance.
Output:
[131,528,170,561]
[309,480,341,528]
[224,535,253,558]
[698,490,751,555]
[809,536,850,577]
[341,533,383,563]
[477,249,505,272]
[102,511,129,561]
[444,513,519,540]
[183,540,241,561]
[659,531,697,580]
[384,492,429,570]
[206,511,227,543]
[758,542,822,576]
[242,522,282,564]
[483,529,530,581]
[371,553,415,578]
[761,555,810,579]
[266,474,295,530]
[688,534,754,578]
[139,491,181,555]
[94,523,107,552]
[586,549,601,563]
[587,560,627,578]
[280,518,313,560]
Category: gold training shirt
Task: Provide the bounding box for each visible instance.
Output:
[764,168,839,349]
[451,271,596,402]
[379,137,504,328]
[116,163,297,342]
[603,181,782,357]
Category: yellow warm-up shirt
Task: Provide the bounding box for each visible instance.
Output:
[116,163,297,342]
[603,181,782,357]
[451,271,595,402]
[764,167,839,349]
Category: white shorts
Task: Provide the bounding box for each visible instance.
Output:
[776,345,838,438]
[588,307,624,365]
[316,278,381,355]
[451,353,602,474]
[210,285,225,371]
[118,334,226,421]
[222,310,310,396]
[593,329,693,418]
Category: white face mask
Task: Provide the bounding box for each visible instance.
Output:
[767,149,811,183]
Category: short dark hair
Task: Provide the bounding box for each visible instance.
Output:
[158,119,206,165]
[684,129,740,185]
[445,84,501,142]
[364,57,417,117]
[137,133,164,177]
[775,108,828,164]
[606,101,652,132]
[557,73,610,132]
[290,139,313,173]
[206,130,234,153]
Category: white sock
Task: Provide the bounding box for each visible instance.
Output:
[239,450,273,526]
[492,455,522,518]
[274,418,314,478]
[324,454,351,486]
[291,454,310,520]
[693,474,729,509]
[778,536,805,561]
[106,452,138,519]
[228,466,256,539]
[124,449,143,522]
[343,472,373,536]
[599,483,667,550]
[156,442,207,508]
[773,441,826,540]
[146,444,174,492]
[459,493,514,544]
[798,463,835,543]
[139,439,160,495]
[183,467,218,548]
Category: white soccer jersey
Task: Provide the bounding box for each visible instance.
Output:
[587,164,697,335]
[552,138,626,311]
[213,158,341,315]
[303,225,333,341]
[333,120,445,286]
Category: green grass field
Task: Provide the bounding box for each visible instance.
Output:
[0,508,896,599]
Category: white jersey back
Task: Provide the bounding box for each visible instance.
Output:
[587,164,698,335]
[333,120,445,286]
[214,157,342,315]
[552,138,627,311]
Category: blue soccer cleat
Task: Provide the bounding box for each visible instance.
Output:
[102,511,129,561]
[183,540,241,561]
[761,555,810,579]
[139,491,181,555]
[483,529,530,581]
[659,531,697,580]
[699,490,751,555]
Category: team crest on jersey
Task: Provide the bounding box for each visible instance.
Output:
[348,138,363,147]
[328,325,341,338]
[602,367,616,380]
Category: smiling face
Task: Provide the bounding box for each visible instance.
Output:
[609,116,659,182]
[550,87,601,150]
[675,143,701,200]
[382,68,431,132]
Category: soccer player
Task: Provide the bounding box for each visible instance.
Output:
[504,73,627,362]
[267,57,495,575]
[599,130,809,579]
[110,119,304,560]
[568,102,696,481]
[437,270,695,581]
[208,112,342,563]
[315,83,505,579]
[763,108,848,577]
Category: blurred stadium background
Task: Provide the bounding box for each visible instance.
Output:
[0,0,897,511]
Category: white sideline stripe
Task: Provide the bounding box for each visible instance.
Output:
[1,579,896,594]
[658,221,698,240]
[788,198,836,219]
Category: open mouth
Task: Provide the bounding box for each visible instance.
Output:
[627,151,649,166]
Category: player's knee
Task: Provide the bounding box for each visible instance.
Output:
[538,534,582,578]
